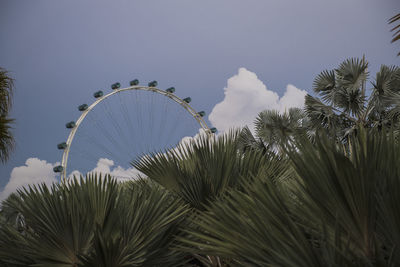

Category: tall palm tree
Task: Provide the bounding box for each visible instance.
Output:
[305,58,400,141]
[0,68,14,163]
[0,174,190,266]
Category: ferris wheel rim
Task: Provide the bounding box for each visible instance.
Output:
[60,85,212,182]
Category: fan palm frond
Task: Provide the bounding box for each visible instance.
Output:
[0,116,14,163]
[178,177,354,266]
[255,108,307,151]
[237,126,270,154]
[0,68,13,116]
[366,65,400,127]
[0,68,14,163]
[305,95,343,133]
[376,155,400,264]
[79,178,189,267]
[335,87,366,118]
[0,174,189,267]
[313,69,336,103]
[133,130,269,211]
[336,58,369,92]
[288,128,400,264]
[389,13,400,56]
[331,58,368,118]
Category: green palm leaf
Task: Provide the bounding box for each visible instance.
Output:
[0,68,14,163]
[255,108,307,151]
[178,178,353,266]
[389,13,400,56]
[376,158,400,265]
[288,129,400,265]
[0,68,13,115]
[0,116,14,163]
[304,94,345,135]
[237,126,270,154]
[313,69,336,103]
[336,58,369,92]
[0,175,189,266]
[133,130,269,211]
[79,179,189,267]
[333,58,368,117]
[367,65,400,128]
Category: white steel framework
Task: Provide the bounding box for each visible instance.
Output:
[60,85,212,181]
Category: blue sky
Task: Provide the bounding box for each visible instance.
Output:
[0,0,399,196]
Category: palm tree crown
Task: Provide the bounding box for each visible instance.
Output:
[305,58,400,141]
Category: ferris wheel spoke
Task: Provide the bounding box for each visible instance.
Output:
[102,100,133,156]
[134,90,145,154]
[148,91,156,152]
[79,130,126,164]
[164,99,187,149]
[117,92,137,156]
[157,93,168,145]
[87,109,128,157]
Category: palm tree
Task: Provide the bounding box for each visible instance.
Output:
[179,128,400,266]
[389,13,400,56]
[255,108,308,151]
[238,108,308,155]
[0,174,190,266]
[0,68,14,163]
[305,58,400,141]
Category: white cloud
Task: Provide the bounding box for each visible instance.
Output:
[279,84,308,112]
[0,158,58,202]
[208,67,307,132]
[176,128,207,148]
[0,157,143,203]
[69,158,142,182]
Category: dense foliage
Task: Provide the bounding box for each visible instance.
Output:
[305,58,400,141]
[1,128,400,266]
[0,175,190,266]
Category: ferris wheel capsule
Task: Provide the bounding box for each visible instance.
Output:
[166,87,175,93]
[197,111,206,117]
[183,97,191,103]
[57,142,67,149]
[53,165,63,173]
[148,81,158,87]
[210,127,217,133]
[66,121,76,129]
[111,82,121,90]
[130,79,139,86]
[94,91,103,98]
[78,104,88,111]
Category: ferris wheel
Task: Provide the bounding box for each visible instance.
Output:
[53,79,217,182]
